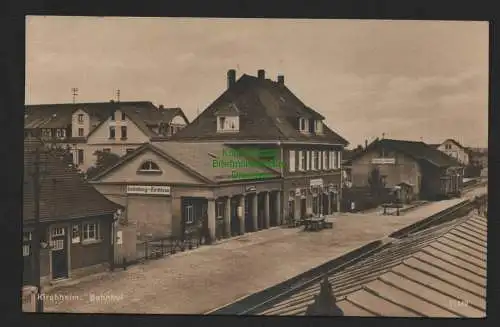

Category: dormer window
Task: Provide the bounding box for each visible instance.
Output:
[78,114,84,123]
[137,160,162,174]
[299,118,306,132]
[215,103,240,133]
[315,120,323,134]
[219,117,226,130]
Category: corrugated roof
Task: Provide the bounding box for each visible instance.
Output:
[171,74,348,145]
[255,214,486,317]
[23,139,122,223]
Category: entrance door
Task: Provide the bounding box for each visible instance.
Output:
[51,227,68,280]
[300,198,307,218]
[230,197,240,236]
[288,200,295,221]
[244,195,253,232]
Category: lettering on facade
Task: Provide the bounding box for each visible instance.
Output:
[126,185,171,195]
[371,158,396,164]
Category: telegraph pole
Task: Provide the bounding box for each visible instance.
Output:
[71,87,79,104]
[32,145,44,312]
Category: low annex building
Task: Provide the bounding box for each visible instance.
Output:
[23,139,122,286]
[89,141,283,242]
[349,139,464,200]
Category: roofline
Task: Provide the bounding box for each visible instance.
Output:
[222,140,346,146]
[23,207,122,224]
[25,101,154,107]
[90,143,214,184]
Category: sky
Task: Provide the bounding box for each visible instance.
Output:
[26,17,489,148]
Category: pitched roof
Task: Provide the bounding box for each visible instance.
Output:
[23,139,122,223]
[442,139,467,150]
[350,139,462,168]
[91,141,281,184]
[171,73,348,146]
[254,214,486,317]
[25,102,189,139]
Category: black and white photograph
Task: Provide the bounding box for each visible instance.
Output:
[22,16,488,317]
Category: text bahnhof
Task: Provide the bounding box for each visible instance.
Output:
[215,148,285,169]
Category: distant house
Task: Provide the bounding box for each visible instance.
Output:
[435,139,470,166]
[24,102,189,171]
[171,69,349,220]
[349,139,464,200]
[23,139,122,286]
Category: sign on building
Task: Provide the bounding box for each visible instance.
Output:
[310,178,323,186]
[371,158,396,164]
[126,185,171,195]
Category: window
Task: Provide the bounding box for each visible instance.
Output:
[329,151,334,169]
[56,129,62,138]
[72,225,80,244]
[332,151,337,169]
[323,151,328,170]
[308,119,315,133]
[445,144,451,150]
[299,118,306,131]
[121,112,126,121]
[78,128,84,137]
[109,126,116,139]
[185,205,194,224]
[42,129,51,138]
[315,120,323,134]
[289,150,296,172]
[52,227,64,237]
[23,231,32,242]
[138,160,161,172]
[110,112,115,121]
[78,114,84,123]
[78,149,84,164]
[313,151,320,170]
[23,244,30,256]
[121,126,127,139]
[216,202,225,218]
[61,129,66,138]
[298,151,305,171]
[219,117,226,129]
[306,151,311,170]
[82,223,98,241]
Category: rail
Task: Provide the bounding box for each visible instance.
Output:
[208,192,486,315]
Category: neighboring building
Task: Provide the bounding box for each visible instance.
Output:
[23,139,122,286]
[467,147,488,168]
[89,141,282,242]
[24,101,189,171]
[171,69,349,221]
[349,139,464,200]
[434,139,470,166]
[244,213,486,317]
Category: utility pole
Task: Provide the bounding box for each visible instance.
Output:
[71,87,79,104]
[32,145,44,312]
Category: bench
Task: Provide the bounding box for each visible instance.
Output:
[381,203,403,216]
[304,217,326,231]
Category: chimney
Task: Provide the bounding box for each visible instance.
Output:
[159,104,164,110]
[258,69,265,80]
[277,75,285,85]
[227,69,236,89]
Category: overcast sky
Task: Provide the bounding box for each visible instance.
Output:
[26,17,489,148]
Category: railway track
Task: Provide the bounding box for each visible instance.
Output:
[207,192,486,315]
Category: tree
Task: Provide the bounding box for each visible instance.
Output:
[368,167,386,199]
[86,150,121,179]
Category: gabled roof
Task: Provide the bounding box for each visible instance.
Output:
[350,139,462,168]
[23,139,122,223]
[25,102,189,139]
[171,73,348,146]
[253,213,487,317]
[90,141,281,184]
[441,139,467,150]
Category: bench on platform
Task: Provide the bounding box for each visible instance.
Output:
[381,203,404,216]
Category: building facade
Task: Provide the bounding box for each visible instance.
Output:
[434,139,470,166]
[90,142,283,242]
[170,69,349,222]
[24,102,190,171]
[23,139,122,286]
[349,139,464,200]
